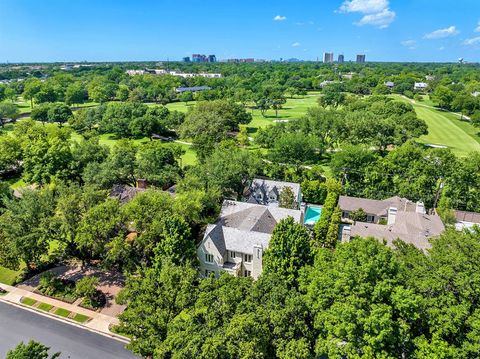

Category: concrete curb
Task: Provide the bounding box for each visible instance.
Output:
[0,296,130,344]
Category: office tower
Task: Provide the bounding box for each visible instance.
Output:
[356,54,366,63]
[338,54,344,63]
[323,52,334,63]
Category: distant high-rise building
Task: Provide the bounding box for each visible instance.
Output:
[356,54,366,63]
[338,54,344,63]
[191,54,216,63]
[323,52,334,63]
[182,56,191,62]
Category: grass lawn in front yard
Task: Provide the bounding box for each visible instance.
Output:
[0,266,23,285]
[20,297,37,306]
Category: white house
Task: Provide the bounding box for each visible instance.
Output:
[414,82,428,91]
[197,200,302,279]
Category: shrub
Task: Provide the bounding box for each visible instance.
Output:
[75,276,99,300]
[38,272,62,296]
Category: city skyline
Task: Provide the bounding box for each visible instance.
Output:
[0,0,479,63]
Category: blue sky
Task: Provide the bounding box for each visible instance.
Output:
[0,0,479,63]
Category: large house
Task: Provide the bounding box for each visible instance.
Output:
[197,200,302,279]
[339,195,425,223]
[414,82,428,91]
[245,178,302,209]
[340,196,444,250]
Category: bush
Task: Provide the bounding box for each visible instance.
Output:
[38,272,62,296]
[75,276,99,300]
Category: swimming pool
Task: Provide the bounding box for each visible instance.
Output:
[304,206,322,225]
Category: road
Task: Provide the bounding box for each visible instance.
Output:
[0,302,137,359]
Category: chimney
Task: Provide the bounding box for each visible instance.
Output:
[387,207,397,225]
[341,225,351,243]
[136,179,147,189]
[416,201,426,214]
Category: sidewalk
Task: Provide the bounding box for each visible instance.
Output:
[0,283,127,342]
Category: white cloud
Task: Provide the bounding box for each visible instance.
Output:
[464,36,480,46]
[273,15,286,21]
[424,26,459,39]
[355,8,395,28]
[401,39,417,50]
[339,0,388,14]
[475,21,480,32]
[338,0,395,28]
[292,42,301,47]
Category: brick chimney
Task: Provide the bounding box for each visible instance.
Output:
[136,179,148,189]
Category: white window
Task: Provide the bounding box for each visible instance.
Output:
[367,215,374,223]
[244,254,252,263]
[205,253,214,263]
[257,248,261,259]
[230,251,236,259]
[342,211,349,218]
[244,270,251,277]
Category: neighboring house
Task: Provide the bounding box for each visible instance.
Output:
[425,75,436,81]
[339,195,423,223]
[319,80,335,88]
[414,82,428,91]
[384,81,395,88]
[175,86,211,93]
[197,200,302,279]
[245,178,302,209]
[110,180,147,204]
[454,210,480,231]
[340,196,444,250]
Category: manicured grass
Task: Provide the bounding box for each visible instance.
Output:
[415,106,480,156]
[0,266,23,285]
[54,307,71,317]
[37,302,54,312]
[248,93,322,132]
[72,313,90,323]
[393,95,480,157]
[165,93,322,134]
[21,297,37,306]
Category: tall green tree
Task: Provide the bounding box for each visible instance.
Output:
[263,217,312,286]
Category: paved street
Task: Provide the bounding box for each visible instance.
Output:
[0,302,136,359]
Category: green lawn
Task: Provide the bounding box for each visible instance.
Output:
[73,313,90,323]
[249,93,322,131]
[54,308,71,317]
[37,302,54,312]
[0,265,24,286]
[20,297,37,306]
[392,95,480,156]
[165,93,322,134]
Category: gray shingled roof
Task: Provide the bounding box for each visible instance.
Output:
[110,185,145,204]
[250,178,300,200]
[339,195,414,217]
[349,211,444,250]
[204,200,302,256]
[218,200,302,233]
